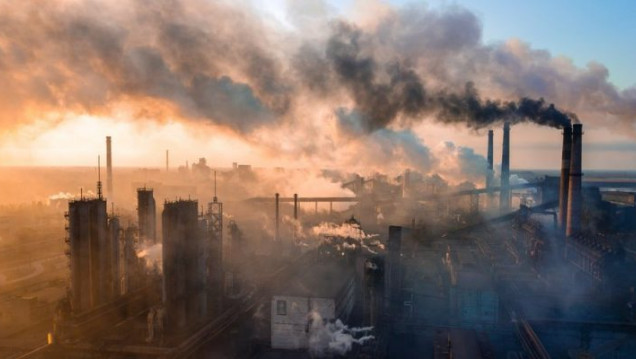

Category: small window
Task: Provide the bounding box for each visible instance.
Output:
[276,300,287,315]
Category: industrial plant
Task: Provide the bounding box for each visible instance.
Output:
[0,122,634,359]
[1,1,636,358]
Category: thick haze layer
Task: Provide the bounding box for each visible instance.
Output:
[0,0,634,173]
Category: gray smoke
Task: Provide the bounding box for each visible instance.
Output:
[0,0,288,133]
[1,1,634,140]
[316,21,578,131]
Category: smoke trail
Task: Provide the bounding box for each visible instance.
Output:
[322,22,577,131]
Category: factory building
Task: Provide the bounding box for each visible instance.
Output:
[66,196,120,313]
[270,263,355,350]
[162,199,207,333]
[137,187,157,243]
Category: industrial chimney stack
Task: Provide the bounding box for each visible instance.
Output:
[106,136,113,200]
[500,123,510,210]
[486,129,494,205]
[566,124,583,237]
[558,125,572,235]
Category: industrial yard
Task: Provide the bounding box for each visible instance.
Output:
[0,122,635,358]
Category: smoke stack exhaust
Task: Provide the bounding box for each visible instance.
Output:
[486,129,494,207]
[566,124,583,237]
[558,125,572,235]
[106,136,112,200]
[500,122,510,210]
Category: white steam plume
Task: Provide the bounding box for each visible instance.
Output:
[308,311,374,357]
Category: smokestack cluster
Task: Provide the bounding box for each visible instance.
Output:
[558,125,572,235]
[566,124,583,237]
[499,122,510,211]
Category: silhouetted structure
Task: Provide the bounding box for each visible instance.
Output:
[559,125,572,235]
[566,124,583,237]
[137,188,157,243]
[204,193,223,315]
[162,200,206,333]
[486,129,494,207]
[67,197,111,313]
[500,122,511,210]
[106,136,113,200]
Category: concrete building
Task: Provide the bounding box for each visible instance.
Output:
[270,263,355,350]
[137,188,157,243]
[162,200,206,333]
[67,197,114,313]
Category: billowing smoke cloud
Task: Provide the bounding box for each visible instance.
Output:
[1,0,635,173]
[0,0,287,134]
[315,20,577,131]
[432,141,489,184]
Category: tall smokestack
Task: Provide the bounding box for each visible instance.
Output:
[275,193,280,241]
[558,125,572,235]
[106,136,112,200]
[486,129,494,206]
[500,122,510,210]
[566,124,583,237]
[165,149,169,172]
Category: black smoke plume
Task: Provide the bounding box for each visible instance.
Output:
[322,21,577,132]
